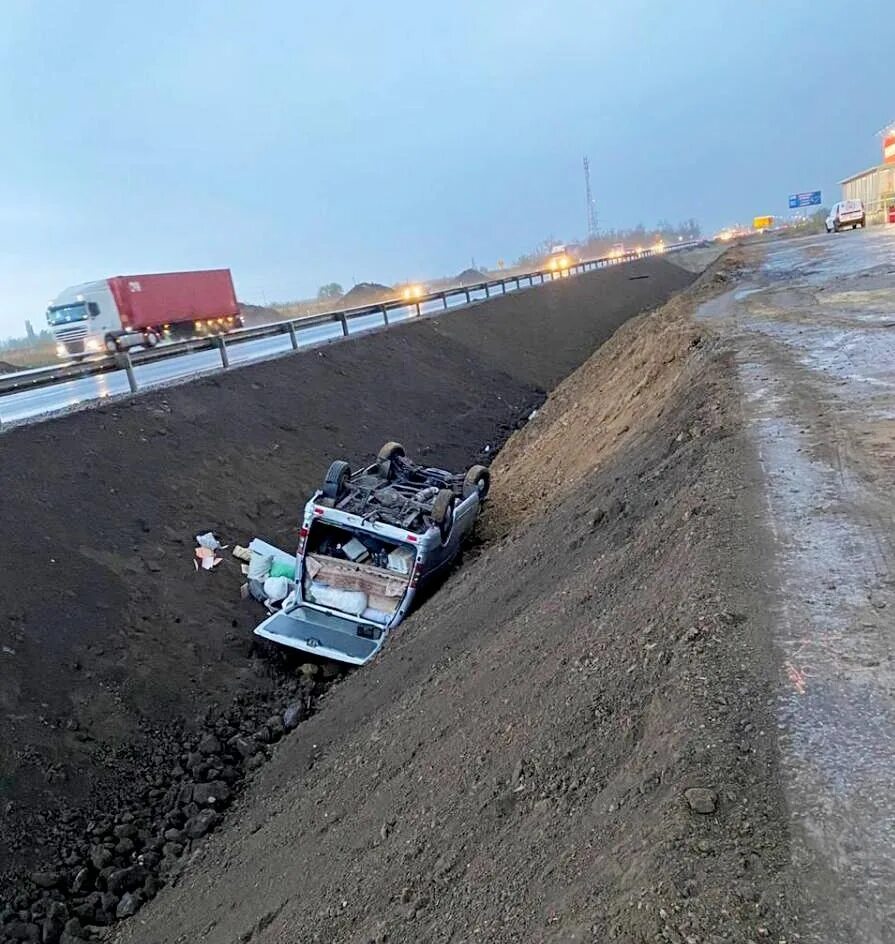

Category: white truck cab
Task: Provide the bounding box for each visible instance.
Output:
[46,280,121,358]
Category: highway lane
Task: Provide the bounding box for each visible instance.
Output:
[0,285,499,424]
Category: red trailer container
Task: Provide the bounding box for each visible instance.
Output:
[108,269,239,333]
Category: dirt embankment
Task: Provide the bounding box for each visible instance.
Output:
[112,253,803,943]
[0,258,693,924]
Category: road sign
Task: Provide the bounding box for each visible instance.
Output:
[753,216,774,230]
[788,190,822,209]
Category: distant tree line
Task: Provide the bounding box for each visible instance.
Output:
[515,219,702,267]
[0,327,53,351]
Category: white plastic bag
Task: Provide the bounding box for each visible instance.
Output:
[196,532,221,550]
[387,547,415,575]
[309,583,367,616]
[263,576,291,603]
[248,552,273,580]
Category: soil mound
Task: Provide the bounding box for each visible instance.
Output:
[115,255,800,943]
[456,267,486,284]
[431,256,694,391]
[340,282,393,306]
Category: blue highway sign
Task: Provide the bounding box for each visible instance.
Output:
[788,190,822,209]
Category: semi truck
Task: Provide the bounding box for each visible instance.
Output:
[46,269,242,358]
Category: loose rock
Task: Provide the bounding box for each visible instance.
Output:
[685,788,718,814]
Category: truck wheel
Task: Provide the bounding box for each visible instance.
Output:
[431,489,456,542]
[105,336,119,353]
[144,330,159,348]
[462,465,490,500]
[322,460,351,500]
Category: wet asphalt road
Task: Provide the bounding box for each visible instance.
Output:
[700,226,895,942]
[0,287,498,424]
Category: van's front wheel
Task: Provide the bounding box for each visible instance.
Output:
[462,465,490,499]
[431,489,456,543]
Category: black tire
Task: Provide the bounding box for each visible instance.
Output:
[322,460,351,500]
[462,465,491,500]
[144,330,159,348]
[105,336,119,354]
[377,442,405,463]
[430,489,456,542]
[377,442,405,481]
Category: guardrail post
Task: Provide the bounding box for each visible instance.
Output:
[529,275,534,286]
[381,305,390,326]
[414,301,421,317]
[500,280,506,294]
[515,277,520,290]
[114,352,139,393]
[213,336,230,368]
[339,313,349,336]
[441,293,448,310]
[484,283,490,298]
[287,322,299,350]
[464,289,471,304]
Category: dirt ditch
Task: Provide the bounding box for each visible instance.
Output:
[0,258,694,940]
[108,250,805,943]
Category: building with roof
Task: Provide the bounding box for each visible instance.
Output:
[840,164,895,222]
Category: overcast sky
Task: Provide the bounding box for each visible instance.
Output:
[0,0,890,337]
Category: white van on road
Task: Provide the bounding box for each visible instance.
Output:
[826,200,865,232]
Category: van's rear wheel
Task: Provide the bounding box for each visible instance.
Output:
[377,442,405,480]
[462,465,490,499]
[322,460,351,500]
[431,489,456,542]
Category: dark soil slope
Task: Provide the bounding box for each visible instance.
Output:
[114,264,801,944]
[0,259,693,897]
[433,257,693,390]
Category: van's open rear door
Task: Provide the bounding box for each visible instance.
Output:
[254,606,381,665]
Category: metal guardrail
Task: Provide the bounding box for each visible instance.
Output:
[0,242,704,401]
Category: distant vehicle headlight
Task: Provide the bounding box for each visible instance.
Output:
[56,344,66,356]
[85,338,101,352]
